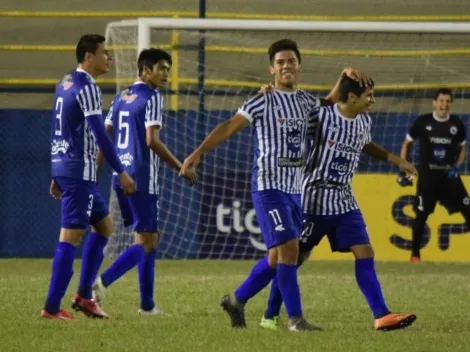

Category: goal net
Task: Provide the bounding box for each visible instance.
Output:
[104,18,470,260]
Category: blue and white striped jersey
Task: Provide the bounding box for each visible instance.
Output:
[302,103,372,215]
[105,82,163,195]
[50,68,103,181]
[238,89,320,194]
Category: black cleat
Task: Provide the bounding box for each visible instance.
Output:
[220,294,247,328]
[288,317,323,332]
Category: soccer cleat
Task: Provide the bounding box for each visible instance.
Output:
[138,306,171,316]
[71,294,109,319]
[92,276,107,308]
[374,312,417,331]
[410,256,421,263]
[260,316,281,331]
[287,317,323,332]
[40,309,75,321]
[220,294,247,328]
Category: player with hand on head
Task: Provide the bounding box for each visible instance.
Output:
[42,34,135,320]
[260,76,418,332]
[180,38,371,331]
[92,48,197,315]
[400,88,469,263]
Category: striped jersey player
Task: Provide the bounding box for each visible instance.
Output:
[42,34,134,321]
[180,39,374,331]
[261,76,419,332]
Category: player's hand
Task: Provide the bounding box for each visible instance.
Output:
[119,171,136,195]
[181,166,198,185]
[397,171,413,187]
[398,159,418,180]
[448,165,461,179]
[258,82,274,93]
[180,151,202,177]
[49,179,62,200]
[342,67,373,87]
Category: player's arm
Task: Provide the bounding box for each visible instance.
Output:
[97,101,115,174]
[449,118,467,178]
[77,85,135,194]
[363,141,417,178]
[324,67,373,103]
[180,94,263,175]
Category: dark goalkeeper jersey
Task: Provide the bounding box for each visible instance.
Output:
[406,113,466,175]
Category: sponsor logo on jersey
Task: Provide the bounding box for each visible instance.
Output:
[119,152,134,166]
[60,75,73,90]
[122,94,138,104]
[329,156,351,178]
[433,148,446,161]
[277,118,304,129]
[51,139,70,155]
[430,137,452,144]
[286,129,301,152]
[327,139,362,154]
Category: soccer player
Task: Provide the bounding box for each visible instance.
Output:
[180,39,371,331]
[399,88,469,263]
[42,34,135,320]
[259,76,418,332]
[91,48,197,315]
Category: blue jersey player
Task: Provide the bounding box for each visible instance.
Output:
[41,34,135,320]
[260,76,418,331]
[181,39,371,331]
[91,48,197,315]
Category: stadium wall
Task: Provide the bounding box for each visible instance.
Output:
[1,109,470,261]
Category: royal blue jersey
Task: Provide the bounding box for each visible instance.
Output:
[50,69,103,181]
[302,104,372,215]
[238,89,321,194]
[105,82,163,194]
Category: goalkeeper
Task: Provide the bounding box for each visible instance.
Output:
[399,88,470,262]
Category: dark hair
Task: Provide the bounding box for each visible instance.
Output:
[137,48,172,76]
[76,34,106,63]
[268,39,301,64]
[339,76,375,102]
[434,88,453,102]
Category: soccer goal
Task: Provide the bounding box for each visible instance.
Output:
[104,18,470,260]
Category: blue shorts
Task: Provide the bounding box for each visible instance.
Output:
[252,190,302,249]
[115,188,159,233]
[299,209,370,253]
[55,176,109,229]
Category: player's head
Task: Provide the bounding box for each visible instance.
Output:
[138,48,172,89]
[339,76,375,113]
[268,39,302,90]
[433,88,453,118]
[76,34,111,76]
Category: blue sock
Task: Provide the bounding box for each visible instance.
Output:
[101,244,146,287]
[138,249,157,311]
[277,263,302,318]
[78,232,108,299]
[44,242,76,314]
[264,277,284,319]
[234,257,276,303]
[355,258,390,319]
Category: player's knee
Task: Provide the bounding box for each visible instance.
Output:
[350,244,374,260]
[135,232,157,253]
[276,238,299,265]
[91,215,113,237]
[59,228,85,246]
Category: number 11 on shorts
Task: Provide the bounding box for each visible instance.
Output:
[269,209,285,232]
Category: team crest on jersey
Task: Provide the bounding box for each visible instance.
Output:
[450,126,458,135]
[60,75,73,90]
[119,152,134,166]
[426,125,432,131]
[121,93,138,104]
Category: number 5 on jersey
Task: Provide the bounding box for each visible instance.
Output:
[269,209,285,232]
[118,111,130,149]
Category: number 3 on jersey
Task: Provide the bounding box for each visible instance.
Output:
[118,111,130,149]
[269,209,285,232]
[55,97,64,136]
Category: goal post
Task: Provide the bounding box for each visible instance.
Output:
[104,18,470,261]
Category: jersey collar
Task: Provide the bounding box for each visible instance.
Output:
[76,68,96,83]
[432,112,450,122]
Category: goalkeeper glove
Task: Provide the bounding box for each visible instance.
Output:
[448,164,461,179]
[397,171,413,187]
